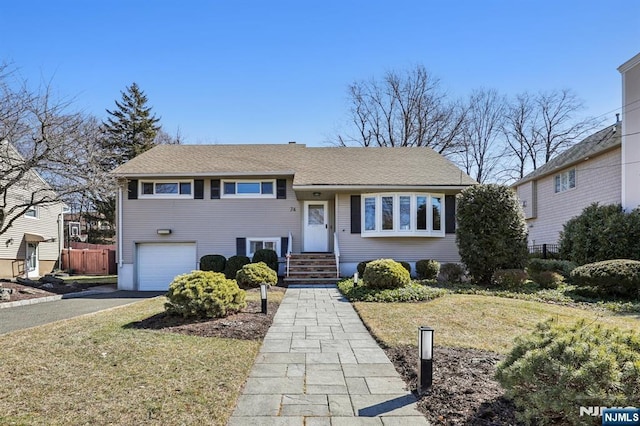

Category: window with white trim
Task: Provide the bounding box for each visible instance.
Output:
[362,193,445,237]
[247,238,279,258]
[139,180,193,198]
[222,180,275,198]
[25,206,37,218]
[554,169,576,193]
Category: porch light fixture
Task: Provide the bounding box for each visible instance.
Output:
[353,271,359,287]
[156,229,172,235]
[260,283,268,314]
[418,326,434,394]
[312,192,321,197]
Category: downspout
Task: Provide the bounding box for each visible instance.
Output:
[118,185,123,268]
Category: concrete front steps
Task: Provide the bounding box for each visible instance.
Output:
[283,253,341,286]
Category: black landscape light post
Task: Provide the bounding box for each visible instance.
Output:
[418,326,434,394]
[260,283,268,314]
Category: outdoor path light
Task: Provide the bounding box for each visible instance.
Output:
[418,326,434,394]
[260,283,267,314]
[353,272,358,287]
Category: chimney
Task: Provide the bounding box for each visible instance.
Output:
[616,113,620,123]
[288,141,296,144]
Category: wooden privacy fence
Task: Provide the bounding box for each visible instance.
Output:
[61,249,116,275]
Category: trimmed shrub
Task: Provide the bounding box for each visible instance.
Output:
[199,254,226,273]
[338,278,447,303]
[357,260,374,277]
[252,249,279,272]
[363,259,411,289]
[439,263,465,283]
[224,255,251,279]
[236,261,278,289]
[559,203,640,265]
[527,258,577,280]
[398,261,412,275]
[416,259,440,280]
[534,271,565,289]
[492,269,528,290]
[165,270,246,318]
[570,259,640,298]
[496,319,640,425]
[456,184,529,285]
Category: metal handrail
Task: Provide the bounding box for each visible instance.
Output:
[333,232,340,278]
[286,231,292,277]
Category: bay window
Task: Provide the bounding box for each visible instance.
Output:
[362,193,445,237]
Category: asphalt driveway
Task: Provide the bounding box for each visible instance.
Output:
[0,290,164,335]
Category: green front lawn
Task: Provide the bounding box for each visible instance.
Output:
[0,296,263,425]
[354,293,640,354]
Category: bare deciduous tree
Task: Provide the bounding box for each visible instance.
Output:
[457,89,507,183]
[337,65,466,155]
[0,64,106,237]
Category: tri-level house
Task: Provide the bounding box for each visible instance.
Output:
[0,140,64,278]
[112,143,476,290]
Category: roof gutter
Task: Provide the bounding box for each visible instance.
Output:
[110,171,296,178]
[292,184,475,191]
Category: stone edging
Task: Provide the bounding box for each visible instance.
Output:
[0,288,110,310]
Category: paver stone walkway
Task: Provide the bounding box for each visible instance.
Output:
[228,284,428,426]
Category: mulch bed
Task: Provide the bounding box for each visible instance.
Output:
[386,345,518,425]
[128,286,286,340]
[0,280,99,303]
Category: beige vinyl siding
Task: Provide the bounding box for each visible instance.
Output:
[516,181,536,219]
[120,177,301,263]
[334,193,460,264]
[524,147,621,245]
[622,58,640,209]
[0,171,63,277]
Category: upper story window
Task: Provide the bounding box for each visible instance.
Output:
[362,193,445,237]
[25,205,38,218]
[140,180,193,198]
[222,180,275,198]
[554,169,575,193]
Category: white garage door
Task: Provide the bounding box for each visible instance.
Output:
[137,243,197,291]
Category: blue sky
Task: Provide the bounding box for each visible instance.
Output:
[2,1,639,146]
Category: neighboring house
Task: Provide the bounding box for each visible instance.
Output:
[112,143,476,290]
[514,51,640,246]
[63,212,114,244]
[619,51,640,211]
[0,141,64,278]
[513,122,621,246]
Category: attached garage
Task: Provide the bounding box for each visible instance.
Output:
[136,243,197,291]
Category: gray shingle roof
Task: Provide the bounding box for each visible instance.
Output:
[513,122,621,186]
[111,143,476,187]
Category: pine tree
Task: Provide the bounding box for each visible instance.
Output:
[101,82,160,169]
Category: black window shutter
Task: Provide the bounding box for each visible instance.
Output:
[194,180,204,199]
[351,195,361,234]
[236,237,246,256]
[127,179,138,200]
[211,179,220,199]
[276,179,286,199]
[445,195,456,234]
[280,237,288,257]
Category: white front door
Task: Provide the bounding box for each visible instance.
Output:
[304,201,328,252]
[26,243,39,278]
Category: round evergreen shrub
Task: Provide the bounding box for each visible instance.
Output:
[492,269,528,290]
[416,259,440,280]
[496,319,640,425]
[397,261,411,275]
[439,263,466,283]
[165,270,246,318]
[363,259,411,289]
[236,261,278,289]
[456,184,528,285]
[559,203,640,265]
[570,259,640,298]
[357,260,374,277]
[527,258,577,281]
[200,254,226,273]
[252,249,279,272]
[533,271,565,289]
[224,255,251,279]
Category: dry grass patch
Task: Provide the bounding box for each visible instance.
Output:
[354,294,640,354]
[0,297,260,425]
